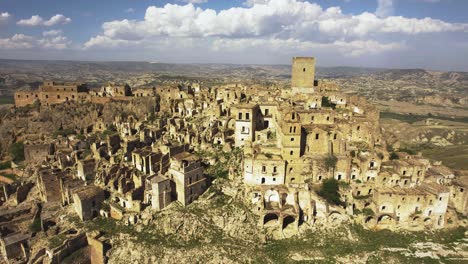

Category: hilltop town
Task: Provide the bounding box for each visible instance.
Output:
[0,57,467,263]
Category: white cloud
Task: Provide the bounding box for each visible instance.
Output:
[0,34,35,49]
[42,30,62,37]
[86,0,467,45]
[0,33,71,50]
[376,0,394,18]
[125,8,135,13]
[17,15,44,26]
[17,14,71,27]
[44,14,71,26]
[0,12,10,24]
[38,36,72,49]
[243,0,271,7]
[180,0,208,4]
[83,35,140,49]
[212,38,404,57]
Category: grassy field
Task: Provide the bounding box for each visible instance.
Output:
[421,145,468,170]
[264,225,467,263]
[380,111,468,124]
[0,96,14,105]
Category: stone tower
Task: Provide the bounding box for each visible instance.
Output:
[291,57,316,94]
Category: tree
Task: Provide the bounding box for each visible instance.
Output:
[325,155,338,170]
[9,142,24,163]
[390,152,399,160]
[318,178,344,206]
[321,96,336,109]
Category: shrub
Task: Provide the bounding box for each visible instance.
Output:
[390,152,399,160]
[325,155,338,170]
[9,142,24,163]
[362,208,375,216]
[321,96,336,109]
[29,217,42,233]
[3,173,17,181]
[0,161,11,170]
[318,178,344,206]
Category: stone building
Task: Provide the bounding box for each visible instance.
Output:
[291,57,316,95]
[450,176,468,216]
[169,152,207,206]
[149,175,173,211]
[72,185,105,221]
[0,232,30,262]
[15,81,89,107]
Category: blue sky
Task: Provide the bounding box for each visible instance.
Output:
[0,0,467,71]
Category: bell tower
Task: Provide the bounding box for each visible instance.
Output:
[291,57,316,94]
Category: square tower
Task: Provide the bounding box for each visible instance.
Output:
[291,57,316,94]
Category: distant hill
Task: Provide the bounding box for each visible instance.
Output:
[0,59,467,98]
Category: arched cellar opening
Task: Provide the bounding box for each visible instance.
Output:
[283,215,296,230]
[264,213,279,226]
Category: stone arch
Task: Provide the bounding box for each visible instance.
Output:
[377,214,394,223]
[263,213,279,227]
[328,212,344,225]
[265,190,280,203]
[282,215,296,230]
[424,217,432,226]
[364,216,376,225]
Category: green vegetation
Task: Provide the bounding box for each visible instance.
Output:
[321,96,336,109]
[0,161,11,170]
[362,208,375,216]
[197,147,242,180]
[2,173,17,181]
[264,225,467,263]
[324,155,338,170]
[380,111,468,124]
[49,233,67,248]
[420,144,468,170]
[9,142,24,163]
[318,178,344,206]
[29,217,42,233]
[267,131,276,140]
[390,152,399,160]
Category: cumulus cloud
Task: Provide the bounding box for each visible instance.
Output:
[42,30,62,36]
[84,35,140,49]
[17,14,71,26]
[376,0,394,18]
[44,14,71,26]
[79,0,466,65]
[212,38,404,57]
[86,0,467,45]
[125,8,135,13]
[0,12,10,24]
[180,0,208,4]
[0,33,71,50]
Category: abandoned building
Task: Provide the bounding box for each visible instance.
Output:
[1,55,466,262]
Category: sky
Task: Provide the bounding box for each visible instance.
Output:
[0,0,467,71]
